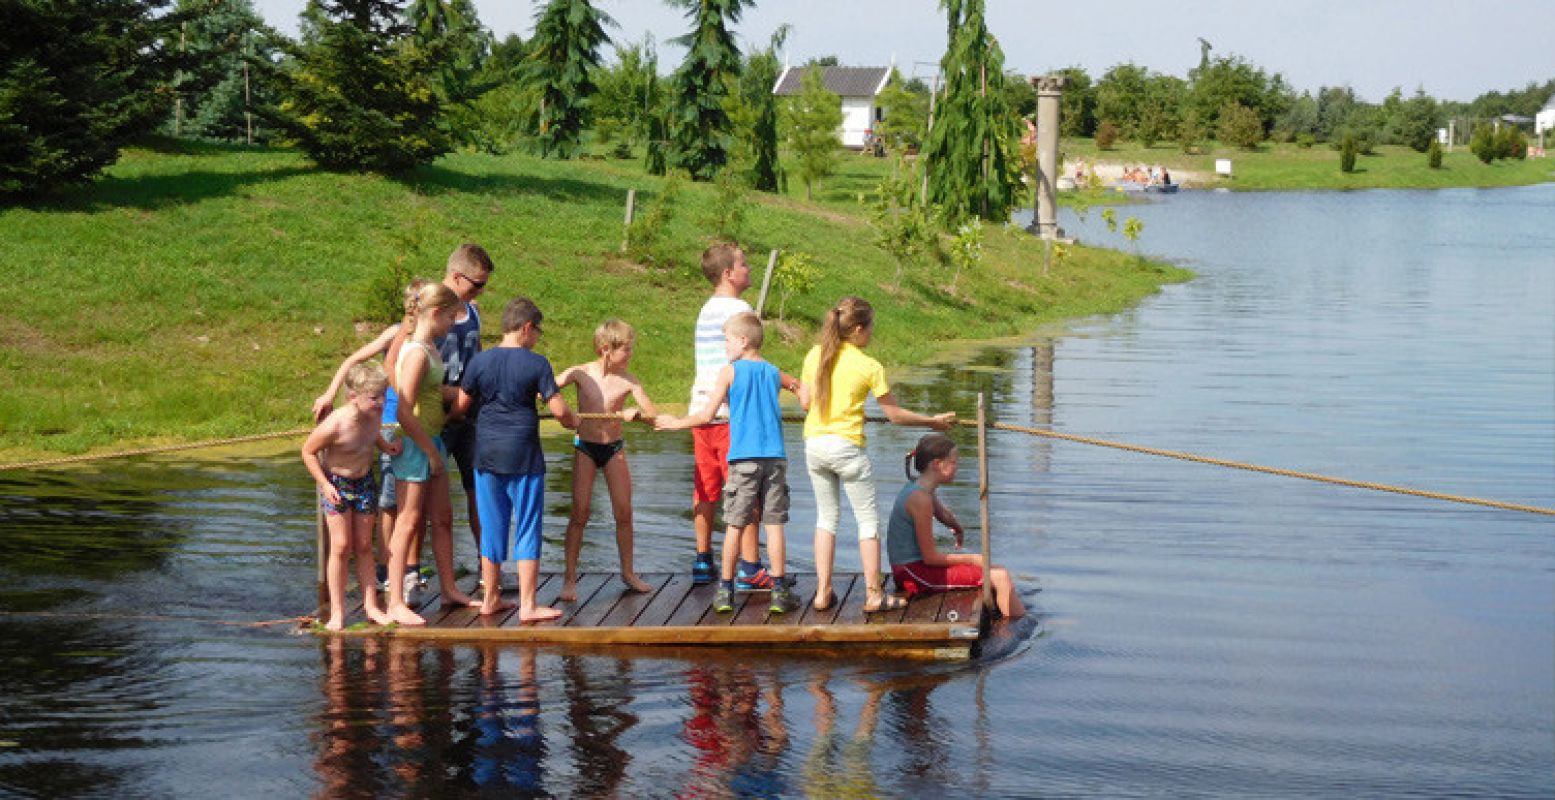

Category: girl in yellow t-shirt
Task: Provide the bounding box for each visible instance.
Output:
[799,296,954,613]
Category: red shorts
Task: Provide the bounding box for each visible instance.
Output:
[691,424,731,505]
[891,561,984,596]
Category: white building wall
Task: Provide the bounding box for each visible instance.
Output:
[840,98,875,147]
[1537,108,1555,136]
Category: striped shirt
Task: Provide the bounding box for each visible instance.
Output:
[688,295,752,418]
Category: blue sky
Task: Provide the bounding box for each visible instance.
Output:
[253,0,1555,103]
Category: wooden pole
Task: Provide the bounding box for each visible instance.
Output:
[620,189,637,253]
[755,248,779,317]
[315,504,328,613]
[921,72,940,206]
[976,392,993,616]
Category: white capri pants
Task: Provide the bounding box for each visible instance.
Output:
[805,434,880,540]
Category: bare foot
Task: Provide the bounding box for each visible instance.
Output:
[622,573,651,593]
[388,605,426,626]
[519,605,563,623]
[325,615,345,631]
[557,581,577,603]
[366,607,393,626]
[441,590,477,608]
[479,598,517,616]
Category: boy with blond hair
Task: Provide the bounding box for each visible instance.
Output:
[660,312,804,614]
[302,363,403,630]
[556,319,661,601]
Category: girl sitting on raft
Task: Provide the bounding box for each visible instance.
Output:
[886,433,1025,619]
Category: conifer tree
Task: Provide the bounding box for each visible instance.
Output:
[667,0,751,180]
[922,0,1021,225]
[733,26,786,191]
[405,0,491,106]
[276,0,448,172]
[523,0,613,159]
[1,0,177,195]
[169,0,278,142]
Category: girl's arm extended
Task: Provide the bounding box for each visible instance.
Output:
[395,346,442,476]
[876,391,956,431]
[909,491,980,568]
[301,422,342,506]
[312,324,399,424]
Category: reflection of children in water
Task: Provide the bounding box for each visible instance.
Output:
[801,668,881,798]
[562,655,637,797]
[678,663,790,798]
[469,646,546,795]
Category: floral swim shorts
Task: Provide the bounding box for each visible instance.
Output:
[322,472,377,516]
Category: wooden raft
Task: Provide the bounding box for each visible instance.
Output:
[314,571,987,660]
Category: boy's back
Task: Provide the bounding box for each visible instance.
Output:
[462,347,558,476]
[726,359,784,462]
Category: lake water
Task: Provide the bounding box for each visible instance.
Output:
[3,185,1552,798]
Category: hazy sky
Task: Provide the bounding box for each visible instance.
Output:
[252,0,1555,102]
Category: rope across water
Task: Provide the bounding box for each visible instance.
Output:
[2,415,1549,517]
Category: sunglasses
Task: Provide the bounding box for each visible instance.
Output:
[459,272,488,290]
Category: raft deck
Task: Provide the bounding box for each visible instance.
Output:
[313,571,987,660]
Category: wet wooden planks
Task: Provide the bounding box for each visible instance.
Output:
[315,572,983,659]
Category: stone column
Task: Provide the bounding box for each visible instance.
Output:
[1030,74,1067,239]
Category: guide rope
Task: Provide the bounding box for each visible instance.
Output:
[2,415,1549,517]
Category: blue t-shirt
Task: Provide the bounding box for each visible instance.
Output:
[382,385,399,426]
[438,302,482,387]
[726,359,785,462]
[460,346,558,475]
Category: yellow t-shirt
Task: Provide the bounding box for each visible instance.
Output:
[802,342,890,446]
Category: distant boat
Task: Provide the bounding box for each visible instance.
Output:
[1112,181,1179,194]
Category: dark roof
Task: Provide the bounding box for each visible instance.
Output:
[772,66,891,98]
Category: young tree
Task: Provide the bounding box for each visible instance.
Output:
[1427,138,1443,169]
[731,26,786,191]
[1394,88,1440,152]
[1,0,178,195]
[169,0,279,143]
[923,0,1022,225]
[523,0,613,159]
[1094,63,1148,137]
[1177,107,1204,154]
[874,70,930,153]
[1340,130,1359,172]
[666,0,751,180]
[782,66,842,200]
[869,155,935,288]
[1055,66,1095,137]
[1217,101,1264,149]
[275,0,449,172]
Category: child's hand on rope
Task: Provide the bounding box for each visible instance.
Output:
[929,412,957,432]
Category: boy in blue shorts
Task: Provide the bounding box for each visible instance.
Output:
[659,312,803,614]
[453,297,578,622]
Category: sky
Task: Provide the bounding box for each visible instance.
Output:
[252,0,1555,103]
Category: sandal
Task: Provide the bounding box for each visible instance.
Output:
[863,592,907,613]
[812,590,838,612]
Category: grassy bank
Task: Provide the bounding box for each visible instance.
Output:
[0,141,1188,461]
[1063,138,1555,190]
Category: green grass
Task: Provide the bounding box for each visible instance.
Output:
[1063,138,1555,190]
[0,139,1190,461]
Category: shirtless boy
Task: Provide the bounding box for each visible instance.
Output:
[556,319,660,600]
[302,363,404,630]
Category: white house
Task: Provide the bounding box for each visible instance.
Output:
[772,65,892,148]
[1536,96,1555,137]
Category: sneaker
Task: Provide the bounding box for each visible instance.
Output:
[735,565,775,592]
[769,584,800,614]
[403,572,420,602]
[692,557,716,586]
[712,585,735,613]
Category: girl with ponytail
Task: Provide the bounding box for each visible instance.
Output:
[799,296,956,613]
[886,433,1025,618]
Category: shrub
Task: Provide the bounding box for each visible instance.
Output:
[1296,132,1317,149]
[1178,108,1204,154]
[1217,101,1264,150]
[770,250,818,321]
[1340,131,1358,173]
[625,175,682,265]
[1497,127,1527,160]
[1427,138,1443,169]
[1470,126,1495,164]
[1095,120,1119,150]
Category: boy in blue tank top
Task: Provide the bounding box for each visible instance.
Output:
[659,312,805,614]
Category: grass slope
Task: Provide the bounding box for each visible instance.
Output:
[0,141,1189,460]
[1064,139,1555,190]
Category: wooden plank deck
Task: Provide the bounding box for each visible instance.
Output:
[312,572,985,660]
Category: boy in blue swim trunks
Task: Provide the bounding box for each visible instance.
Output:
[556,319,661,602]
[453,297,578,621]
[302,363,403,630]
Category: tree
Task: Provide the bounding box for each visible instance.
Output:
[869,155,934,288]
[666,0,751,180]
[1217,101,1263,149]
[1094,119,1118,150]
[405,0,490,106]
[782,66,841,200]
[1470,125,1496,163]
[1,0,178,195]
[731,26,785,191]
[874,69,929,153]
[1094,63,1148,137]
[1427,138,1443,169]
[1054,66,1095,137]
[168,0,279,142]
[1393,88,1439,152]
[275,0,449,172]
[592,35,661,154]
[1340,130,1359,172]
[923,0,1022,225]
[1177,107,1204,154]
[1187,53,1286,132]
[523,0,613,159]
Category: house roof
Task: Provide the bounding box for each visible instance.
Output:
[772,66,892,98]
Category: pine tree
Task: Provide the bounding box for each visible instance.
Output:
[733,26,785,191]
[922,0,1021,225]
[667,0,751,180]
[405,0,491,106]
[169,0,277,142]
[1,0,177,196]
[523,0,613,159]
[275,0,448,172]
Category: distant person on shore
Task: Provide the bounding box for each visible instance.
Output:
[659,312,803,615]
[384,282,478,626]
[800,296,954,614]
[556,319,660,602]
[452,297,578,621]
[302,363,402,630]
[685,243,771,592]
[312,278,427,600]
[887,433,1024,619]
